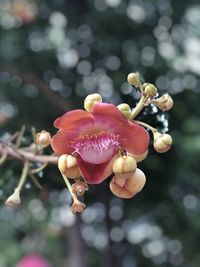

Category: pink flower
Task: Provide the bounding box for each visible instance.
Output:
[17,254,51,267]
[51,103,149,184]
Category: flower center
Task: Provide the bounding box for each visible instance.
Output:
[71,131,119,164]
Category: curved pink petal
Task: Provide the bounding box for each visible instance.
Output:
[77,154,118,184]
[92,103,126,132]
[119,121,150,155]
[54,109,94,130]
[51,130,79,155]
[92,103,149,155]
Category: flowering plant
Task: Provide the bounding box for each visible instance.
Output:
[1,73,173,213]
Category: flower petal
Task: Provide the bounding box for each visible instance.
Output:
[92,103,150,155]
[77,154,118,184]
[54,109,95,130]
[51,130,79,155]
[119,121,150,155]
[92,103,126,131]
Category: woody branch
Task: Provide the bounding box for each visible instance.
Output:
[0,141,58,165]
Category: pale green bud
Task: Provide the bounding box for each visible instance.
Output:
[117,103,132,119]
[127,72,141,87]
[84,93,102,112]
[143,83,157,98]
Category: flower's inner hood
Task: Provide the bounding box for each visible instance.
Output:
[71,131,120,164]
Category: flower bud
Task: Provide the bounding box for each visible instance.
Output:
[127,72,141,87]
[117,103,132,119]
[36,130,51,147]
[128,150,148,162]
[154,94,173,111]
[153,133,172,153]
[143,83,157,98]
[153,132,162,142]
[71,199,86,213]
[58,154,80,178]
[113,155,137,179]
[84,93,102,112]
[5,188,21,208]
[110,168,146,199]
[72,181,89,196]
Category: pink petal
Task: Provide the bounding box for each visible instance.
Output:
[17,254,50,267]
[119,121,150,155]
[54,109,94,130]
[51,130,79,155]
[92,103,126,132]
[92,103,150,155]
[77,154,118,184]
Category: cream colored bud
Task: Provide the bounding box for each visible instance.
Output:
[153,132,162,142]
[5,188,21,208]
[128,150,148,162]
[154,134,172,153]
[113,155,137,179]
[154,94,173,111]
[127,72,141,87]
[36,130,51,147]
[84,93,102,112]
[117,103,132,119]
[58,154,80,178]
[143,83,157,98]
[110,168,146,199]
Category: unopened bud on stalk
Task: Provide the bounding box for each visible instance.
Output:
[128,150,148,162]
[117,103,132,119]
[36,130,51,147]
[154,94,173,111]
[58,154,80,178]
[71,198,86,213]
[72,181,89,196]
[5,188,21,208]
[84,93,102,112]
[127,72,141,88]
[113,155,137,179]
[110,168,146,199]
[153,133,172,153]
[143,83,157,98]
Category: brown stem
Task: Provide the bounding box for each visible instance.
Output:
[0,142,58,164]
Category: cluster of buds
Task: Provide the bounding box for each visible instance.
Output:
[110,155,146,199]
[51,72,174,213]
[2,72,174,214]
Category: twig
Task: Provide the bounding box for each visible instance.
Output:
[31,162,48,174]
[17,160,29,191]
[130,95,149,119]
[15,125,26,148]
[0,154,7,165]
[0,141,58,164]
[134,120,157,133]
[29,172,44,190]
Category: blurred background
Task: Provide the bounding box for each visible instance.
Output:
[0,0,200,266]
